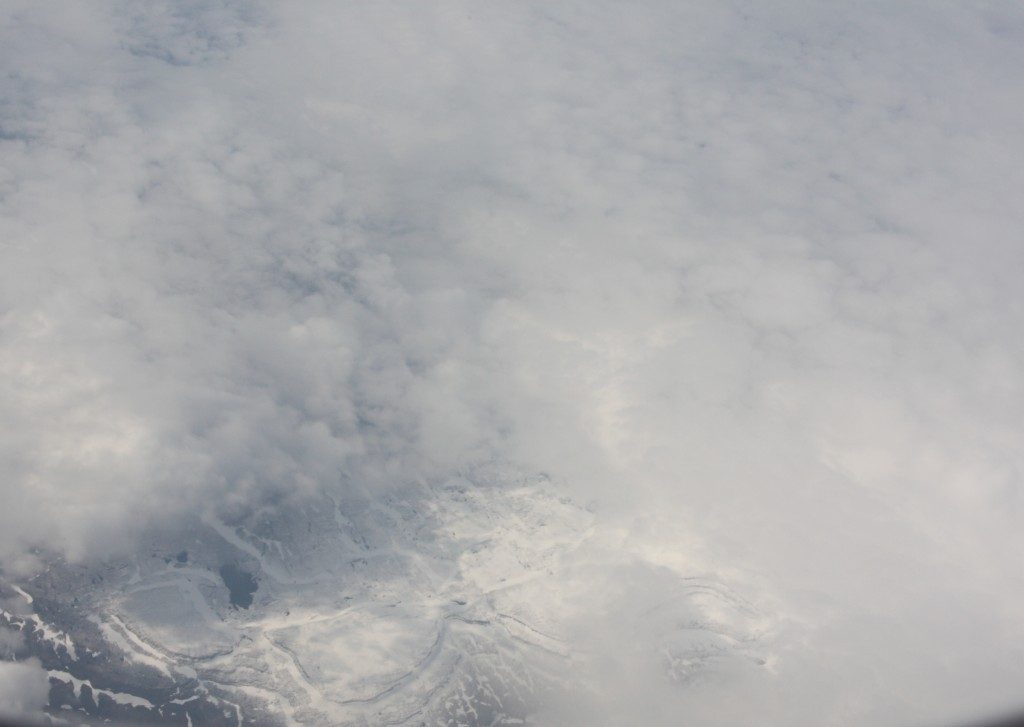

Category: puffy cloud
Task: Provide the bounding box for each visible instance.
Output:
[2,0,1024,724]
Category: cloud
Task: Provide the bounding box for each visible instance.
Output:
[2,0,1024,724]
[0,629,24,659]
[0,659,50,719]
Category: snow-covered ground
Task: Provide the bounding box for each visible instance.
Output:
[3,476,769,725]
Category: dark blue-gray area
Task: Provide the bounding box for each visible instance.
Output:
[219,564,257,608]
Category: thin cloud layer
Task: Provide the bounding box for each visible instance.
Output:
[2,1,1024,724]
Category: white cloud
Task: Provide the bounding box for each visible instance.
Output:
[2,0,1024,723]
[0,659,50,719]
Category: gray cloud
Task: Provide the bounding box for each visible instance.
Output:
[0,658,50,718]
[2,1,1024,724]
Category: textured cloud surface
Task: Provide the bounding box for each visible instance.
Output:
[2,1,1024,724]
